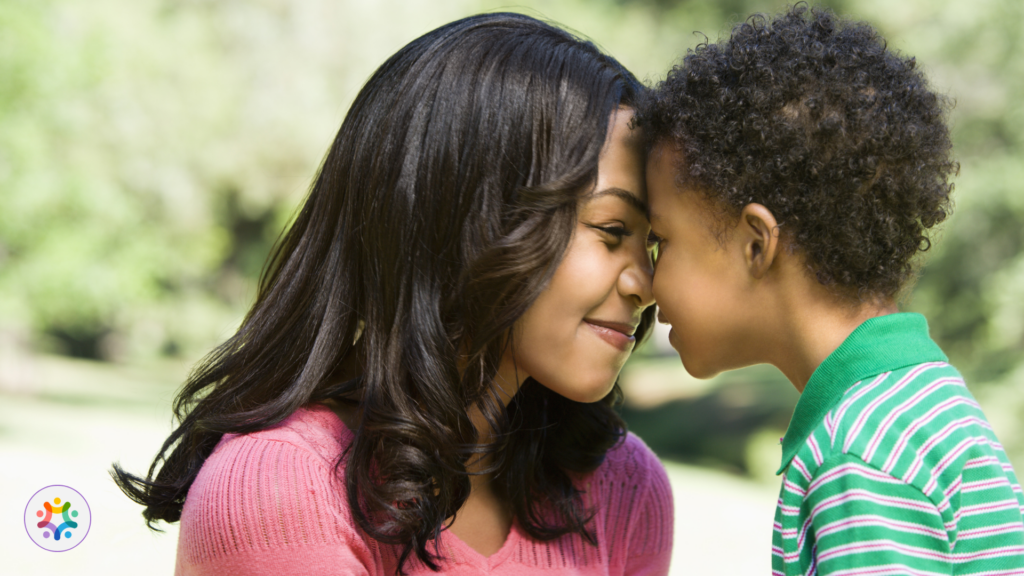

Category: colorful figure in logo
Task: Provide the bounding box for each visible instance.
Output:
[35,497,79,541]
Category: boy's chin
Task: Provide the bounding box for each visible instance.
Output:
[668,330,727,379]
[676,351,723,380]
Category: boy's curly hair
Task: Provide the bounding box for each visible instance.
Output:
[637,3,958,300]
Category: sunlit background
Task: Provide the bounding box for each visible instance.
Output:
[2,0,1023,573]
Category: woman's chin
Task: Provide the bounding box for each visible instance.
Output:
[545,376,619,403]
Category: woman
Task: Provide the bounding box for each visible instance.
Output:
[114,13,672,575]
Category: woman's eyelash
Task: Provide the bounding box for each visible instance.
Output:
[647,231,662,246]
[591,224,632,238]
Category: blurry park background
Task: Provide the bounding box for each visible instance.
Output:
[2,0,1023,574]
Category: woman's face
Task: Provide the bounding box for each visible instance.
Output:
[503,107,656,403]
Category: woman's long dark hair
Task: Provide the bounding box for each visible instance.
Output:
[113,12,654,572]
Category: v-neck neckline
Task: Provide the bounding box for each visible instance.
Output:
[441,517,521,571]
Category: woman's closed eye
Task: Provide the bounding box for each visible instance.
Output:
[589,223,632,243]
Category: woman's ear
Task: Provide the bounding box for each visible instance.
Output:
[738,203,780,279]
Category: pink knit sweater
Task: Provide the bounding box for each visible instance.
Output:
[175,404,673,575]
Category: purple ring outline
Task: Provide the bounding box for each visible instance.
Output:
[23,484,91,552]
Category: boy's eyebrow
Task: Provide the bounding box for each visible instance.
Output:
[589,187,649,219]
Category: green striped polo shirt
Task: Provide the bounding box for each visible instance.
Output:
[772,313,1024,575]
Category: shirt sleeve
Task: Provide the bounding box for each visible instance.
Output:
[621,436,675,576]
[806,452,951,575]
[176,435,375,576]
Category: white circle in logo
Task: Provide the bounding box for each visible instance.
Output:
[24,485,92,552]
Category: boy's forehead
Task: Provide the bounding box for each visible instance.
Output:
[647,140,680,166]
[647,142,687,183]
[646,144,726,235]
[646,142,686,216]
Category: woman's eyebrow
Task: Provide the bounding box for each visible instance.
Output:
[589,187,649,219]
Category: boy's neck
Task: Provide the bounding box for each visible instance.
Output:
[770,281,897,393]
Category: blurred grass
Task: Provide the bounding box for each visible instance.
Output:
[0,354,779,575]
[0,355,183,574]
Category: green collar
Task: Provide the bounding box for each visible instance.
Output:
[776,312,947,474]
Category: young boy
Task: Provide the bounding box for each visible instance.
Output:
[638,5,1024,574]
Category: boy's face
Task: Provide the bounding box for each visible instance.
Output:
[647,144,756,379]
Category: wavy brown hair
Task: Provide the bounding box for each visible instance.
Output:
[112,12,654,572]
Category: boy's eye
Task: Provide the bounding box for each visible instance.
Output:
[647,231,662,264]
[646,230,662,249]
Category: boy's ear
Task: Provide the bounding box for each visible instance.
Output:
[738,203,780,279]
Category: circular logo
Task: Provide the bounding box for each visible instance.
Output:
[23,485,91,552]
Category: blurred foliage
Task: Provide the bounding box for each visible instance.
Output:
[892,0,1024,384]
[620,363,798,473]
[0,0,1022,387]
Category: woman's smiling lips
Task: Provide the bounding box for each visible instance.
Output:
[583,319,637,351]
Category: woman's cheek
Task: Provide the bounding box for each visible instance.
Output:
[556,239,606,291]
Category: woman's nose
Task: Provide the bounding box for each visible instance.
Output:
[619,251,655,309]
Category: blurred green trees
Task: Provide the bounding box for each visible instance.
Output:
[1,0,1022,384]
[893,0,1024,384]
